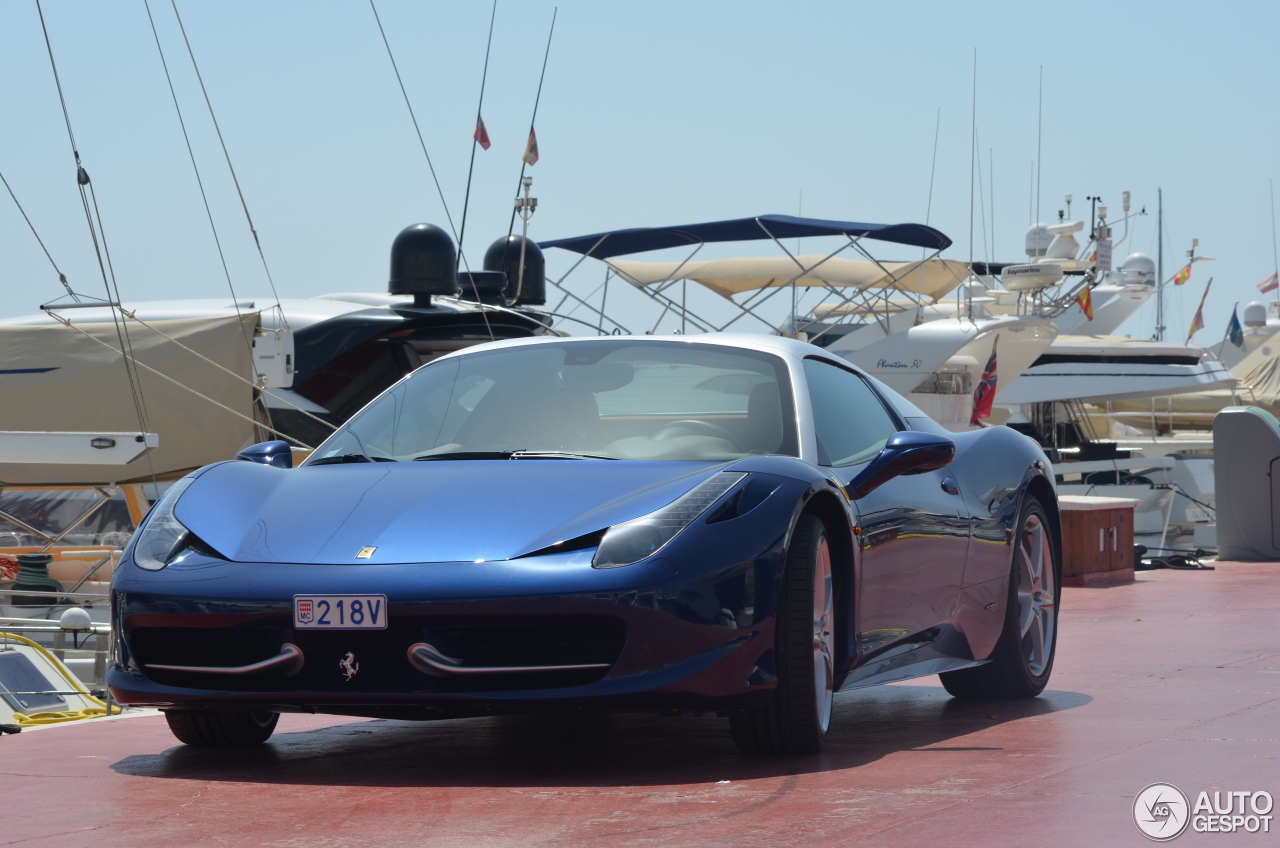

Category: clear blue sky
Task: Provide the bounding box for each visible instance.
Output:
[2,0,1277,344]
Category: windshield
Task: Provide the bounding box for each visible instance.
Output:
[305,340,798,463]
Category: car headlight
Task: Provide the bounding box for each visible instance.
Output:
[131,477,197,571]
[592,472,746,569]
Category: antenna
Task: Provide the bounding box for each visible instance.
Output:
[1156,186,1164,340]
[925,107,941,225]
[1035,66,1043,226]
[917,107,941,326]
[1271,179,1279,304]
[967,48,976,318]
[1028,161,1033,225]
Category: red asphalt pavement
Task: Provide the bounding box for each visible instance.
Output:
[2,562,1277,848]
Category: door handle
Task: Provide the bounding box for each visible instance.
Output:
[940,476,959,496]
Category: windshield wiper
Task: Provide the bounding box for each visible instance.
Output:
[414,451,517,461]
[308,453,395,465]
[413,450,619,461]
[509,450,619,460]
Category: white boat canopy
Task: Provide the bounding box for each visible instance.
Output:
[606,256,970,303]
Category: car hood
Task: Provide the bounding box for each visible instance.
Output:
[174,459,726,564]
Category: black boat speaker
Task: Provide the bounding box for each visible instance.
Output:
[389,223,460,304]
[483,235,545,306]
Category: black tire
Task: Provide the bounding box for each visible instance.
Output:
[163,709,279,747]
[940,496,1059,699]
[730,513,835,755]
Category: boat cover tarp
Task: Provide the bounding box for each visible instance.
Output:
[541,214,952,258]
[0,314,259,485]
[606,256,969,302]
[1107,355,1280,420]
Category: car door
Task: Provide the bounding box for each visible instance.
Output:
[802,357,970,661]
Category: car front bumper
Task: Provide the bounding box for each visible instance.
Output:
[109,544,786,715]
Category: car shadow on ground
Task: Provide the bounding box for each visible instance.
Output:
[110,685,1091,788]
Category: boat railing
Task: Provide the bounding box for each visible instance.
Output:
[2,608,113,687]
[1,588,110,602]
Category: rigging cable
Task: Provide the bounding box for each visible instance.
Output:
[502,9,557,266]
[0,168,77,300]
[34,0,157,484]
[368,0,495,340]
[142,0,255,354]
[118,310,336,433]
[457,0,499,256]
[168,0,288,329]
[47,313,311,448]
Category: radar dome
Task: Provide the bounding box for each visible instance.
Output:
[389,223,459,304]
[1244,302,1267,327]
[1118,253,1156,286]
[483,236,546,306]
[1025,224,1052,258]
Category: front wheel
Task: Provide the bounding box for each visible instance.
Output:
[940,496,1058,699]
[730,513,835,755]
[163,709,279,747]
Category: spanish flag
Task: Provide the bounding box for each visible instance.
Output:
[1186,276,1214,343]
[1187,305,1205,342]
[522,127,539,166]
[1075,287,1094,321]
[1173,263,1192,286]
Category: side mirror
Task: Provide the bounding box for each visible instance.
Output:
[848,431,955,499]
[237,440,293,469]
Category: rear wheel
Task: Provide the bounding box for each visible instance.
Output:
[730,513,835,755]
[940,497,1058,699]
[163,709,279,747]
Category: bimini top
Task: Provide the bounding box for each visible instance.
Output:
[541,214,952,259]
[607,256,970,302]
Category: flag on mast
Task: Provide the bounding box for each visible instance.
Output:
[1186,277,1214,343]
[522,127,539,165]
[473,116,491,150]
[1258,272,1278,293]
[1173,263,1192,286]
[1227,309,1245,349]
[969,336,999,427]
[1075,287,1094,321]
[1187,306,1205,342]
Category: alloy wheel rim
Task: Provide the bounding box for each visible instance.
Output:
[813,534,834,732]
[1015,514,1056,677]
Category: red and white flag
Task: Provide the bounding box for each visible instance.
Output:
[969,336,998,427]
[1258,272,1278,293]
[473,116,491,151]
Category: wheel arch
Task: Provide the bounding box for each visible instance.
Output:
[795,488,856,667]
[1020,473,1063,592]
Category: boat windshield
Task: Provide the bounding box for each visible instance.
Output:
[305,340,798,463]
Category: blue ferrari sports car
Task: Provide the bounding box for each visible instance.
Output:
[109,334,1060,755]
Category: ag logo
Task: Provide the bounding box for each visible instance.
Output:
[296,599,314,624]
[1134,783,1190,840]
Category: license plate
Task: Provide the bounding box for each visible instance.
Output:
[293,595,387,630]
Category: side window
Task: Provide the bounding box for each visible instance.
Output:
[803,358,899,466]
